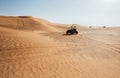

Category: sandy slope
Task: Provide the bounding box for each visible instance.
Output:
[0,16,88,32]
[0,16,60,32]
[0,16,120,78]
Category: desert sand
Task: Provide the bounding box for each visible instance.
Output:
[0,16,120,78]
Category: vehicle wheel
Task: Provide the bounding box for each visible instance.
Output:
[66,30,72,35]
[75,31,78,34]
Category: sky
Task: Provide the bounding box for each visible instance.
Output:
[0,0,120,26]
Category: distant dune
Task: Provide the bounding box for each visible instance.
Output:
[0,16,58,32]
[0,16,88,32]
[0,16,120,78]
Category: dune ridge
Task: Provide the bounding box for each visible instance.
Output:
[0,16,88,32]
[0,16,54,31]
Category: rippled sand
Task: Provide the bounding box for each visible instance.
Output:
[0,16,120,78]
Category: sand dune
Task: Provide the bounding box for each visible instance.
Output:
[0,16,60,32]
[0,16,89,32]
[0,16,120,78]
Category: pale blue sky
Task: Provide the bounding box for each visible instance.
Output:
[0,0,120,26]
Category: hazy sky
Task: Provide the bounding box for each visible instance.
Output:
[0,0,120,26]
